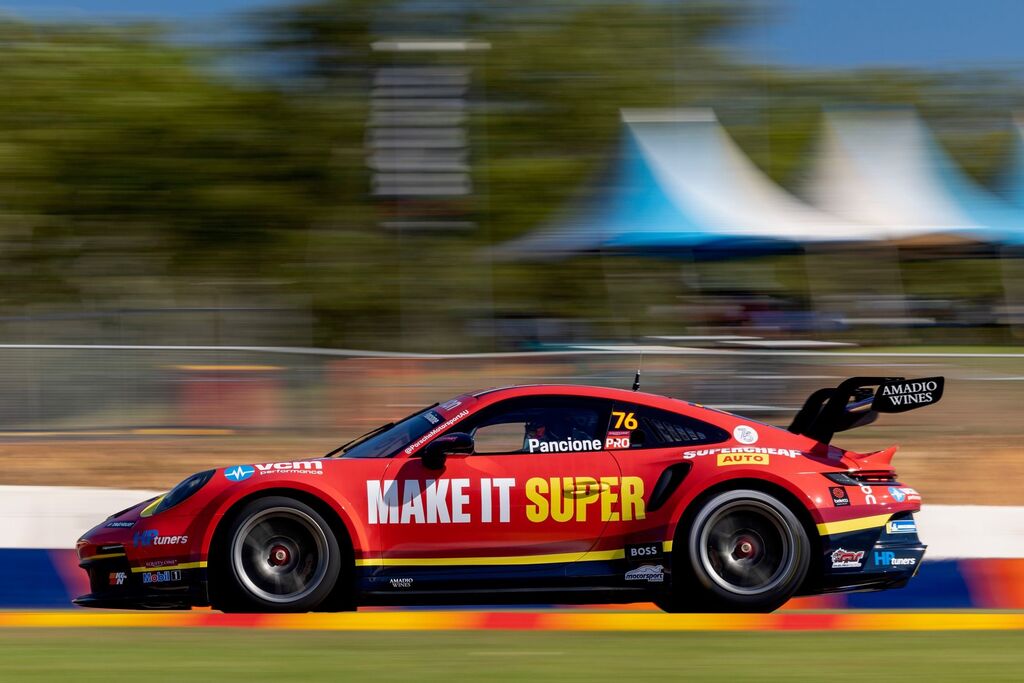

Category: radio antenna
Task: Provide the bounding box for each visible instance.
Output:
[632,354,644,391]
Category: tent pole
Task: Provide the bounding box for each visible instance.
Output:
[999,245,1023,340]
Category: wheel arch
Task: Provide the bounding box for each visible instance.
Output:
[206,487,357,611]
[667,477,823,595]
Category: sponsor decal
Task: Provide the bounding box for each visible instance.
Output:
[404,409,470,455]
[860,484,878,505]
[423,411,441,425]
[888,486,921,503]
[526,476,644,524]
[611,411,639,430]
[440,399,462,411]
[526,437,603,454]
[625,564,664,583]
[717,452,768,466]
[830,486,850,507]
[108,571,126,586]
[874,550,917,567]
[254,461,324,476]
[886,519,917,534]
[105,520,136,528]
[605,429,631,450]
[224,465,255,482]
[733,425,758,445]
[132,530,189,547]
[389,577,413,589]
[625,543,662,561]
[830,548,865,569]
[873,377,943,413]
[144,559,181,568]
[142,569,182,584]
[368,477,513,525]
[366,476,645,525]
[683,447,801,460]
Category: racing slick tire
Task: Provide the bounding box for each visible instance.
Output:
[659,489,810,613]
[215,496,342,613]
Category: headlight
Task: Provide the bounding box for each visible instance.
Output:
[148,470,214,516]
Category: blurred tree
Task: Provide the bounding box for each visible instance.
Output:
[0,3,1022,350]
[0,20,337,305]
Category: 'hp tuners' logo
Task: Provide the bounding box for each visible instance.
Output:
[224,465,254,482]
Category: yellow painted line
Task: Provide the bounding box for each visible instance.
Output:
[544,612,765,631]
[3,611,1024,631]
[0,431,128,437]
[131,428,235,436]
[0,429,235,437]
[268,612,480,631]
[130,561,207,574]
[0,613,194,628]
[173,365,282,372]
[817,513,891,536]
[839,612,1024,631]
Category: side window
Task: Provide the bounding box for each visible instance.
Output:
[463,396,611,455]
[606,403,729,450]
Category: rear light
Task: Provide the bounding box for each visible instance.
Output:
[850,470,899,484]
[825,470,899,486]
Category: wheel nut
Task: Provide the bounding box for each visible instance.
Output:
[268,544,290,566]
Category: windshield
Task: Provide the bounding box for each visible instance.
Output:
[338,396,475,459]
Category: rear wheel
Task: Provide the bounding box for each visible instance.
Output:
[216,496,341,612]
[659,489,809,613]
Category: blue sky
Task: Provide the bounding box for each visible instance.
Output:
[0,0,1022,71]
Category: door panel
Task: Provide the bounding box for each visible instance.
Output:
[369,450,621,591]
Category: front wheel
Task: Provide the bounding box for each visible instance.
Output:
[659,489,810,613]
[216,496,341,612]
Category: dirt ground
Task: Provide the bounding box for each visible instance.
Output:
[0,433,1018,505]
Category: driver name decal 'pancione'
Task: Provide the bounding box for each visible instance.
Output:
[526,437,603,453]
[366,476,645,524]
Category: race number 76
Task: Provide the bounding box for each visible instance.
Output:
[611,411,638,430]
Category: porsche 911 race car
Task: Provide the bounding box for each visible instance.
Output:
[75,375,942,613]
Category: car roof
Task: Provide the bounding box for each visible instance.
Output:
[471,384,689,410]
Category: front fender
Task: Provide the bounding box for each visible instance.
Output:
[195,477,370,561]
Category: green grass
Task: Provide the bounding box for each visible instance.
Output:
[2,628,1024,682]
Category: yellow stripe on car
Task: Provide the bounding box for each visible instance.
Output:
[816,513,891,536]
[356,542,675,568]
[139,495,165,518]
[130,561,207,574]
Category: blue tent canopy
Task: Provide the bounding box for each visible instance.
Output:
[496,109,878,261]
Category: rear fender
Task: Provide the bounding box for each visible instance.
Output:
[664,470,824,548]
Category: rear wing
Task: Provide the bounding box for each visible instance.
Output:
[787,376,944,444]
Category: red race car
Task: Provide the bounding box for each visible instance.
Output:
[75,375,942,613]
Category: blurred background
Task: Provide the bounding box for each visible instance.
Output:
[1,0,1024,613]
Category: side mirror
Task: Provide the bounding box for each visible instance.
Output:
[421,432,474,470]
